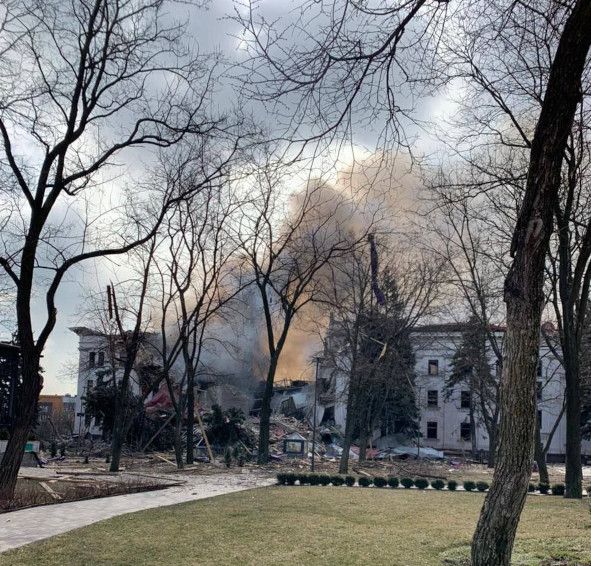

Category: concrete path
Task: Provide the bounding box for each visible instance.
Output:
[0,472,274,553]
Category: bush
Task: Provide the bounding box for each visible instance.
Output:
[331,475,345,486]
[358,477,372,488]
[318,474,331,486]
[308,474,320,486]
[463,481,476,492]
[387,477,399,489]
[414,478,429,490]
[538,483,550,494]
[373,476,387,488]
[297,474,309,485]
[400,477,414,489]
[528,483,537,492]
[551,483,565,496]
[345,475,356,487]
[447,480,458,491]
[431,479,445,490]
[476,481,489,492]
[285,473,297,486]
[276,473,287,485]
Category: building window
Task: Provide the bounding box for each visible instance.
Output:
[460,422,471,441]
[428,359,439,375]
[426,421,438,439]
[536,381,543,401]
[97,351,105,367]
[460,390,471,409]
[89,351,96,368]
[427,390,438,407]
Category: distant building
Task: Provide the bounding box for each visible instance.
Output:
[317,321,591,462]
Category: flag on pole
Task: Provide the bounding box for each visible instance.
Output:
[368,234,386,306]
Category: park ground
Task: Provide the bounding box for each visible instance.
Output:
[1,486,590,566]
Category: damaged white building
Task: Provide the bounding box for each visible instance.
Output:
[316,321,591,462]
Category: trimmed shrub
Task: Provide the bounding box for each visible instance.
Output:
[476,481,489,492]
[358,477,372,488]
[551,483,565,496]
[297,474,309,485]
[285,473,297,486]
[308,474,320,486]
[318,474,331,486]
[331,475,345,486]
[400,477,414,489]
[345,475,356,487]
[373,476,387,488]
[447,480,458,491]
[387,477,399,489]
[538,483,550,494]
[414,478,429,490]
[431,479,445,491]
[528,483,536,493]
[276,473,287,485]
[463,481,476,492]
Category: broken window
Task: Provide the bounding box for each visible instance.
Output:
[88,351,96,369]
[460,390,471,409]
[97,351,105,367]
[428,359,439,376]
[460,422,471,441]
[426,421,438,439]
[427,390,438,407]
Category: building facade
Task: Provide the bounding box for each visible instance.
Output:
[317,322,591,461]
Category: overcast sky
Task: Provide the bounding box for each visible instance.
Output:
[7,0,454,395]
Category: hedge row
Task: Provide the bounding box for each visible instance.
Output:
[277,473,569,495]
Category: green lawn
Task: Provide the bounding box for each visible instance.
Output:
[2,487,590,566]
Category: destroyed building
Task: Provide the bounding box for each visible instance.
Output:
[316,321,591,462]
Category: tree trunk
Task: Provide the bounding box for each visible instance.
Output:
[257,356,279,464]
[534,418,549,485]
[339,368,362,474]
[174,414,184,469]
[487,425,496,469]
[471,4,591,564]
[0,357,41,503]
[185,370,195,465]
[358,425,369,462]
[564,353,583,498]
[109,386,129,473]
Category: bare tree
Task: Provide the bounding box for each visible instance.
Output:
[0,0,242,500]
[236,157,368,464]
[471,1,591,563]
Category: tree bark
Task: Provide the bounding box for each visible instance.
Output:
[561,327,583,497]
[471,3,591,564]
[534,418,549,485]
[185,369,195,465]
[257,355,279,464]
[0,357,41,503]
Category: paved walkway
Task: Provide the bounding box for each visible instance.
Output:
[0,472,274,553]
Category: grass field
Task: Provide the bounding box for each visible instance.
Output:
[1,487,590,566]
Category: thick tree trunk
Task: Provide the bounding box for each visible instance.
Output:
[534,418,549,485]
[0,357,42,503]
[564,352,583,498]
[358,425,369,462]
[339,368,361,474]
[257,356,279,464]
[471,3,591,564]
